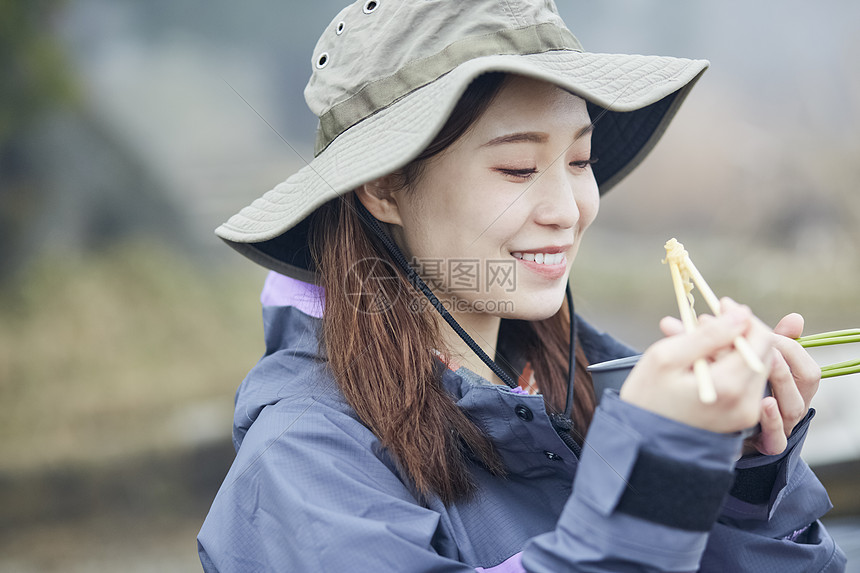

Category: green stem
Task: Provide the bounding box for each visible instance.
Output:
[799,335,860,348]
[821,364,860,379]
[821,358,860,371]
[794,329,860,378]
[797,329,860,345]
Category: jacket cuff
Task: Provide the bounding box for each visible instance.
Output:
[722,409,816,522]
[575,390,743,528]
[525,391,745,572]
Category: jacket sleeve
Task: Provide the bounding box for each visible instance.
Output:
[700,409,847,572]
[522,395,846,573]
[522,391,744,572]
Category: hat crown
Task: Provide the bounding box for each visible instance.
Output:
[305,0,575,114]
[305,0,580,154]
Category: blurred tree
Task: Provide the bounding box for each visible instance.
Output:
[0,0,74,141]
[0,0,190,284]
[0,0,75,280]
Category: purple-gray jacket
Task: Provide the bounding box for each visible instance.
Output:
[198,276,846,572]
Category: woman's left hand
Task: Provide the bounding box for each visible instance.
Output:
[660,312,821,456]
[743,313,821,455]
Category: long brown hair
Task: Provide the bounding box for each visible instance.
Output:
[310,73,595,504]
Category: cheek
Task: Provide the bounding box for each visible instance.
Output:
[391,196,432,258]
[422,196,492,250]
[579,185,600,228]
[397,202,464,259]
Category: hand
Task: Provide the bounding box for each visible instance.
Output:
[742,313,821,456]
[638,304,822,454]
[620,298,773,434]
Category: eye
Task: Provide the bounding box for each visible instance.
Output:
[496,167,537,180]
[570,157,599,170]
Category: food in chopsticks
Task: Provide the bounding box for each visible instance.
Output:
[796,329,860,378]
[663,239,768,403]
[663,239,717,403]
[665,240,766,375]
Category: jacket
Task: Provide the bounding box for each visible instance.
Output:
[198,278,846,572]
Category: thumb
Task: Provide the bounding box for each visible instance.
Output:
[774,312,804,339]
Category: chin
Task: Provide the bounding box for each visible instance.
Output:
[499,293,566,321]
[507,306,563,322]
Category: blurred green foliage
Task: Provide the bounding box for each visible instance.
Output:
[0,0,75,144]
[0,241,266,472]
[1,0,77,280]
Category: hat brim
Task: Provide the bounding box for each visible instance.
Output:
[216,50,708,282]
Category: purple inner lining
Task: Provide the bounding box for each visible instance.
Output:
[475,552,524,573]
[260,271,325,318]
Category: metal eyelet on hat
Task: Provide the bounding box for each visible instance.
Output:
[362,0,378,14]
[315,52,330,69]
[336,21,345,35]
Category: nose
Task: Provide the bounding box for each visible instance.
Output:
[531,161,594,229]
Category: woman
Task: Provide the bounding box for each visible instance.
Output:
[199,1,845,571]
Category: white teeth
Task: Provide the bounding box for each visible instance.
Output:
[511,252,565,265]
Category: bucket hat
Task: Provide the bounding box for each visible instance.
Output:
[215,0,709,283]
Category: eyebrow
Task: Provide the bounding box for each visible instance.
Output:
[480,124,594,148]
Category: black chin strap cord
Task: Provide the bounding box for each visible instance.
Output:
[356,199,581,456]
[564,282,578,419]
[549,282,582,458]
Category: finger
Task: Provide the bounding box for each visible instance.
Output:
[774,312,804,339]
[767,348,807,435]
[705,308,772,405]
[660,312,718,337]
[659,316,685,337]
[753,397,788,455]
[696,314,734,362]
[772,333,821,411]
[723,302,774,364]
[653,304,752,366]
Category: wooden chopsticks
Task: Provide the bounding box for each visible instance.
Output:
[663,238,766,403]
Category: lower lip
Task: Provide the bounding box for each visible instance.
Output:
[513,255,568,280]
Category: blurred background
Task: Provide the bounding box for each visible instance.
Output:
[1,0,858,570]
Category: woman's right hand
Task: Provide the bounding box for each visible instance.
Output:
[619,298,773,434]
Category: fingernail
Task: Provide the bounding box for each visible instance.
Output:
[765,400,779,418]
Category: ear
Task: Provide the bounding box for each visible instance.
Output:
[354,175,404,226]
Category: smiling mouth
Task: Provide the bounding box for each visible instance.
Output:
[510,251,566,265]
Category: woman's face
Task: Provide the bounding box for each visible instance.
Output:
[391,75,600,320]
